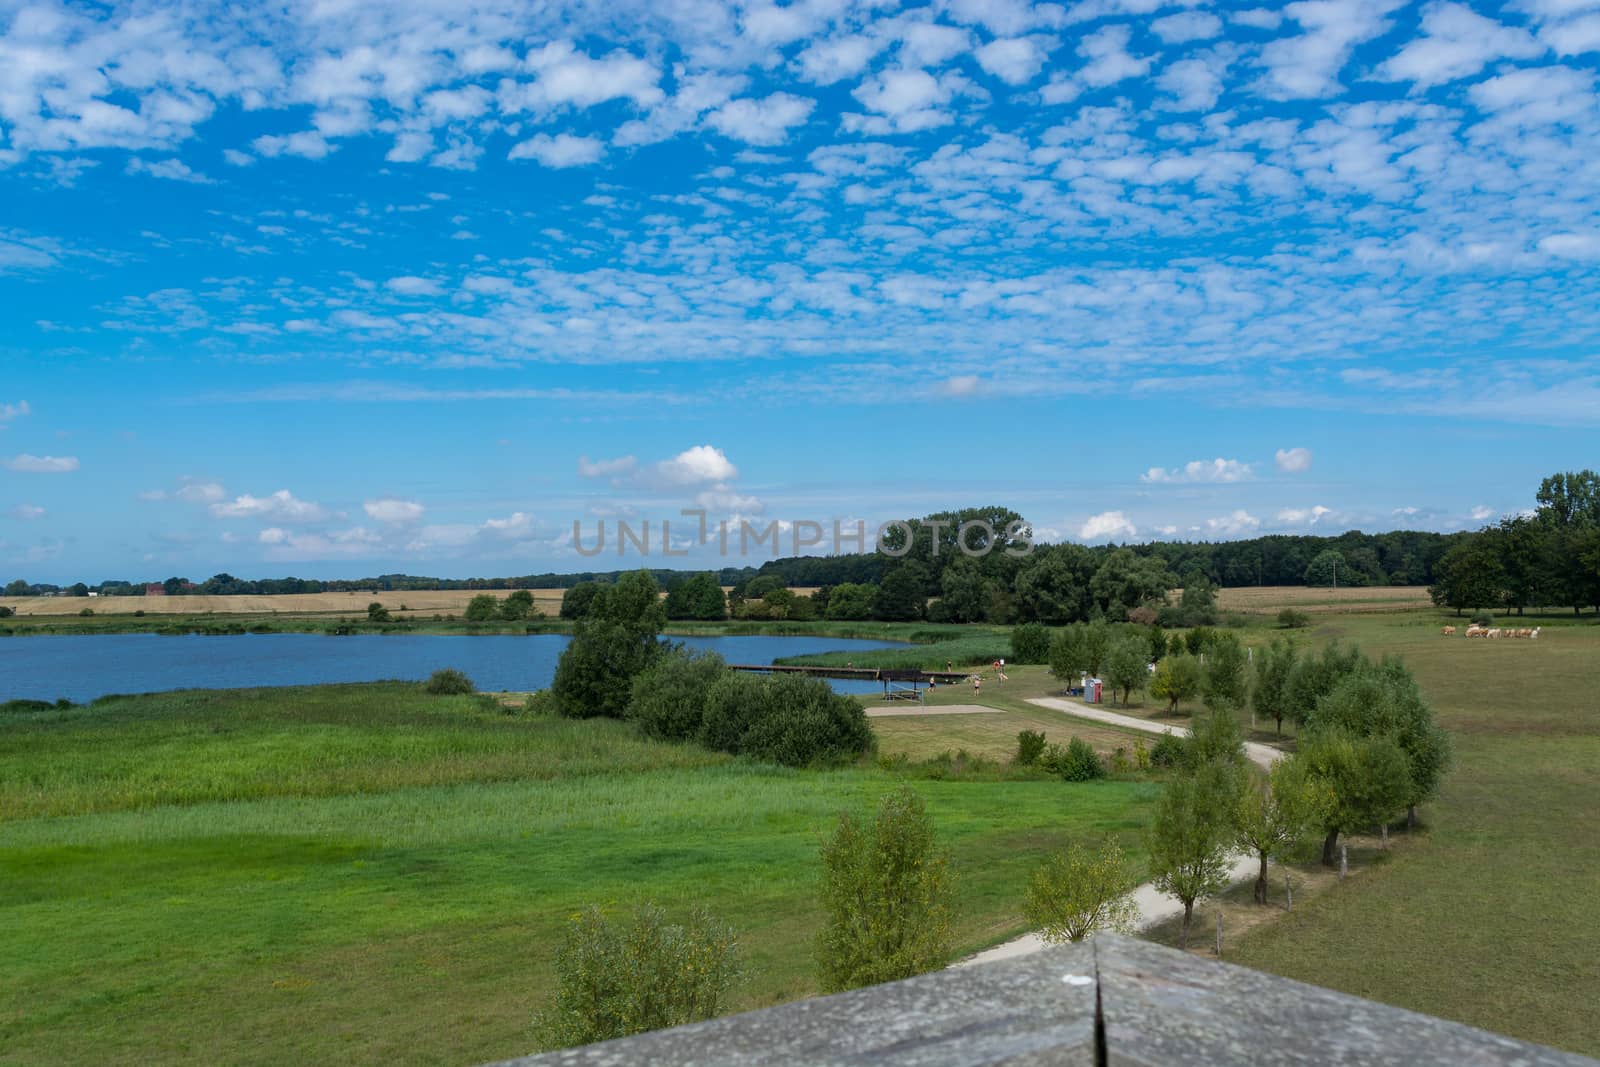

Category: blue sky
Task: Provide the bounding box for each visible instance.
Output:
[1,0,1595,581]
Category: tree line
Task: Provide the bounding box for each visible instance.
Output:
[1429,470,1600,616]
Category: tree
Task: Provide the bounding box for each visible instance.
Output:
[1010,622,1051,665]
[1022,838,1140,943]
[535,904,741,1049]
[1013,544,1094,624]
[816,787,952,991]
[1251,637,1299,736]
[560,581,606,620]
[626,648,727,742]
[3,579,29,597]
[551,570,666,719]
[464,594,500,622]
[1429,539,1505,615]
[1150,653,1202,715]
[825,582,875,620]
[366,601,392,623]
[1303,549,1346,588]
[1147,763,1237,948]
[1300,729,1413,866]
[1284,641,1363,728]
[1104,635,1149,706]
[873,563,928,621]
[1232,757,1334,904]
[1090,548,1173,620]
[1201,632,1249,712]
[939,555,991,623]
[1048,621,1112,682]
[500,589,536,620]
[1183,703,1248,774]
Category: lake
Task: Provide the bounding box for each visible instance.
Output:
[0,633,907,704]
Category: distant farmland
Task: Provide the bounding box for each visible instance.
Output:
[1215,585,1434,614]
[0,589,568,617]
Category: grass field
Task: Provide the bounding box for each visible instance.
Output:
[0,683,1156,1065]
[1221,611,1600,1056]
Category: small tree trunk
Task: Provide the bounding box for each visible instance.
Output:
[1321,829,1339,867]
[1254,851,1269,905]
[1407,805,1417,830]
[1179,899,1194,949]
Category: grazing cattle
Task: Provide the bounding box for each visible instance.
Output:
[1487,628,1504,638]
[1441,626,1457,636]
[1466,625,1486,638]
[1531,627,1541,640]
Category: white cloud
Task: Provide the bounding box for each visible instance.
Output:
[510,41,663,112]
[1277,505,1333,525]
[6,504,46,520]
[578,455,639,479]
[479,511,535,539]
[1080,510,1138,541]
[176,480,225,503]
[706,93,815,145]
[1141,458,1254,483]
[1259,0,1404,98]
[259,527,288,544]
[364,497,425,523]
[1076,24,1151,88]
[507,133,605,167]
[251,131,334,160]
[650,445,738,487]
[1470,504,1496,520]
[1152,11,1225,43]
[5,454,79,473]
[938,375,983,397]
[975,37,1052,86]
[849,68,958,132]
[1275,447,1314,473]
[0,400,28,423]
[1376,3,1543,88]
[210,489,328,523]
[797,35,884,84]
[125,157,214,183]
[1206,509,1261,535]
[385,275,445,297]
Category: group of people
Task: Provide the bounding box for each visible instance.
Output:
[970,657,1007,695]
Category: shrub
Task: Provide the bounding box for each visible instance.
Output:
[1058,736,1105,781]
[500,589,537,620]
[815,787,952,991]
[1184,626,1215,654]
[626,647,728,742]
[1149,732,1186,768]
[1127,604,1158,626]
[78,608,95,617]
[1110,747,1131,774]
[1133,737,1150,771]
[1016,729,1047,766]
[424,668,475,695]
[1277,608,1311,629]
[1010,622,1051,665]
[1471,610,1493,626]
[535,904,741,1050]
[366,601,392,623]
[524,690,557,716]
[464,594,500,622]
[133,609,145,617]
[701,672,873,767]
[1022,838,1140,943]
[0,606,13,618]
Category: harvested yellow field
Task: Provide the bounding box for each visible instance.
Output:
[1216,585,1433,614]
[0,589,568,617]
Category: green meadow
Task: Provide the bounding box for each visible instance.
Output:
[0,683,1155,1065]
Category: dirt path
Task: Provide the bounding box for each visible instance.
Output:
[955,697,1286,968]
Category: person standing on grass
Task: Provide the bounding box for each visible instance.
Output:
[973,673,982,697]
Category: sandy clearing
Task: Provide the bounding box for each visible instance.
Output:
[864,703,1005,718]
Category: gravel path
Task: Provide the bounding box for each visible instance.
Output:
[954,696,1287,968]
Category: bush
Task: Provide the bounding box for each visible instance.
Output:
[1022,838,1140,943]
[1016,729,1047,766]
[816,787,952,991]
[500,589,537,620]
[1277,608,1311,629]
[627,648,728,742]
[424,668,475,695]
[0,606,13,618]
[523,690,557,716]
[1127,604,1158,626]
[535,904,741,1050]
[1010,622,1051,665]
[700,672,872,767]
[1471,610,1493,626]
[367,601,392,623]
[1150,732,1186,768]
[464,594,500,622]
[1057,736,1105,781]
[78,608,94,617]
[133,609,145,617]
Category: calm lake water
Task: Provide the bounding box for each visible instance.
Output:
[0,633,907,704]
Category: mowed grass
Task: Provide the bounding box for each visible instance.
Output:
[1215,584,1433,614]
[0,683,1155,1066]
[1225,611,1600,1056]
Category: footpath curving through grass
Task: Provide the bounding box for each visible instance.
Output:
[1,683,1156,1066]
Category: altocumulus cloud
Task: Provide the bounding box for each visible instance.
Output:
[5,454,78,473]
